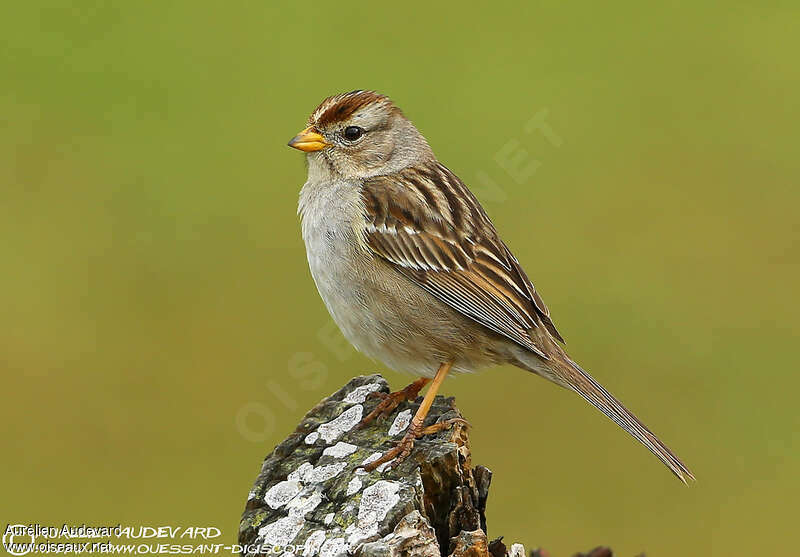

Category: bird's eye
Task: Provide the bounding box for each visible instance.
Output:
[342,126,365,141]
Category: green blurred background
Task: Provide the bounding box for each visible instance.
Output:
[2,2,798,555]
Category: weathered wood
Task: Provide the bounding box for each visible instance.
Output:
[239,374,624,557]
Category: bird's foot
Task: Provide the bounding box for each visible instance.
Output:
[358,378,430,428]
[362,417,470,472]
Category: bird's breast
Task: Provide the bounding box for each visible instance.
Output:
[296,176,504,376]
[299,177,375,338]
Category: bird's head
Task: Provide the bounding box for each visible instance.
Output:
[288,90,433,180]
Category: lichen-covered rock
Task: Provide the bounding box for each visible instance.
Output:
[239,374,525,556]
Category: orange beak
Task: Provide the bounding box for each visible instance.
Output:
[288,126,329,152]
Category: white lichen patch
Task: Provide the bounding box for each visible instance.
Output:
[345,476,362,496]
[359,480,401,522]
[288,462,314,482]
[322,441,358,458]
[257,514,305,547]
[319,537,348,557]
[388,409,412,436]
[288,461,349,484]
[509,543,527,557]
[303,530,326,557]
[346,480,401,546]
[264,480,303,509]
[343,382,382,403]
[323,513,334,525]
[307,462,349,483]
[285,488,323,517]
[304,431,320,444]
[318,405,363,443]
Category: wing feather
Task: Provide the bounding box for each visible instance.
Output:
[361,161,564,356]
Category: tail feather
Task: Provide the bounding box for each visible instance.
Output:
[558,357,695,483]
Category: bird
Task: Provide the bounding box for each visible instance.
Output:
[288,90,694,482]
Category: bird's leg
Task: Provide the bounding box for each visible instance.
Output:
[363,362,459,471]
[358,377,430,427]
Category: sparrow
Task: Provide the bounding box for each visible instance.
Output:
[289,90,694,481]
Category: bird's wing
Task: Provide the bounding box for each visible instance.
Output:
[361,162,563,358]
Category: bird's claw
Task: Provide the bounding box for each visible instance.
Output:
[357,378,429,429]
[362,416,468,472]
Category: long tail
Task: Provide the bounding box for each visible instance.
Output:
[545,355,695,483]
